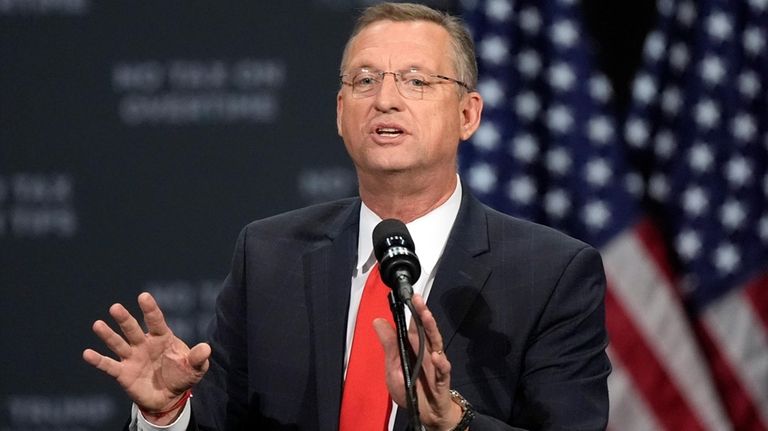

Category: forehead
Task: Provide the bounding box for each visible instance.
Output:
[346,20,453,71]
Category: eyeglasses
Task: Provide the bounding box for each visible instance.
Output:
[339,67,473,100]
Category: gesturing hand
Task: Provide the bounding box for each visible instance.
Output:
[373,294,463,431]
[83,292,211,425]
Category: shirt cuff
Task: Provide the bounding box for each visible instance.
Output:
[130,401,191,430]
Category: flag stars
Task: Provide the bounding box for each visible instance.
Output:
[694,99,721,129]
[582,200,611,230]
[658,0,674,16]
[683,186,709,216]
[633,74,657,104]
[743,27,766,57]
[479,35,510,65]
[585,158,613,187]
[546,105,574,133]
[725,156,752,188]
[548,62,576,92]
[517,50,542,79]
[644,31,667,61]
[550,20,579,49]
[649,173,671,201]
[515,91,541,121]
[486,0,513,22]
[625,118,650,148]
[738,71,761,99]
[760,215,768,243]
[689,143,714,173]
[625,172,644,197]
[670,42,691,71]
[546,147,572,175]
[511,134,539,163]
[731,113,757,142]
[473,123,502,151]
[700,55,726,86]
[654,131,677,160]
[713,243,740,274]
[588,116,614,144]
[507,176,537,204]
[720,199,747,230]
[677,1,697,27]
[750,0,768,12]
[706,12,733,42]
[477,78,505,108]
[519,7,542,35]
[676,229,702,261]
[661,87,683,115]
[589,75,613,102]
[544,189,571,218]
[467,163,497,193]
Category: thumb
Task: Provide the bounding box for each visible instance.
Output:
[189,342,211,374]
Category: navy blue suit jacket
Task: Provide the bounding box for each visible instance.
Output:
[188,190,610,430]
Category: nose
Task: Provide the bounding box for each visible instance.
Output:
[373,72,404,112]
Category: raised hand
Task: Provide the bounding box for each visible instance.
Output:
[83,292,211,425]
[373,294,463,431]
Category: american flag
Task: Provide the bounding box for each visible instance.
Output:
[459,0,768,429]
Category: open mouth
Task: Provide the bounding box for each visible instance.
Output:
[375,127,404,137]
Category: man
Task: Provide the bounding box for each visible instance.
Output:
[84,3,610,430]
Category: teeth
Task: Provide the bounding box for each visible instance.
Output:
[376,128,402,135]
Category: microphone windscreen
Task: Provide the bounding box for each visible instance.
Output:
[372,219,415,262]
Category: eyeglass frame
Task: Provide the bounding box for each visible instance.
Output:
[339,67,474,100]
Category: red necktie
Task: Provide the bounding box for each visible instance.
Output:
[339,264,394,431]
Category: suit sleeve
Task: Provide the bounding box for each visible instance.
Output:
[508,245,611,430]
[186,226,252,430]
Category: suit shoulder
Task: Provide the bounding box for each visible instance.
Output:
[482,204,595,255]
[241,197,359,242]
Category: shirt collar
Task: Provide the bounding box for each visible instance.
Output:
[356,177,462,277]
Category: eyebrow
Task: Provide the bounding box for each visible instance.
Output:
[347,59,432,70]
[349,64,430,73]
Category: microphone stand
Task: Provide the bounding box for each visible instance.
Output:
[388,292,422,430]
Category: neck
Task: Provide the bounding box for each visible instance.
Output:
[358,170,457,223]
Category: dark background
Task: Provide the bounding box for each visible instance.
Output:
[0,1,653,429]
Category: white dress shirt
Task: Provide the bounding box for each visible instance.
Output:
[132,179,463,431]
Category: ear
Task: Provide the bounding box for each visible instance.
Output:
[336,90,344,137]
[458,91,483,141]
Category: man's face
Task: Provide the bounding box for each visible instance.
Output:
[336,20,482,180]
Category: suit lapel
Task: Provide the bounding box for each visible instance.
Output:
[304,200,360,431]
[393,191,492,431]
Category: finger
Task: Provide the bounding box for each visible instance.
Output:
[373,318,400,363]
[410,295,454,398]
[408,329,440,406]
[407,324,433,377]
[82,348,123,378]
[413,294,444,354]
[91,319,133,359]
[138,292,172,337]
[373,318,407,406]
[189,342,211,374]
[109,303,146,346]
[431,349,452,390]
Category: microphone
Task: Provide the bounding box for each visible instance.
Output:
[373,219,425,429]
[372,219,421,301]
